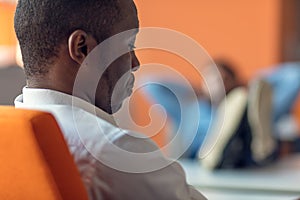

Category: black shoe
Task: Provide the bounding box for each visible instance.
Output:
[199,87,248,169]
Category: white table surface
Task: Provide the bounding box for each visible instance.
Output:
[180,155,300,200]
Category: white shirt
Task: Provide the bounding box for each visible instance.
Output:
[15,87,206,200]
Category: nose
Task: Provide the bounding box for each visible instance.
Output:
[131,51,140,72]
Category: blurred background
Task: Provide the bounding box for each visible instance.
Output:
[0,0,300,154]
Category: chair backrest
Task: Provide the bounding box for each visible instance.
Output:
[0,106,89,200]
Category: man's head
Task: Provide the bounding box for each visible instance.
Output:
[201,59,241,104]
[215,60,240,94]
[14,0,140,114]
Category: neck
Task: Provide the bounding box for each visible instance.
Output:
[26,64,78,96]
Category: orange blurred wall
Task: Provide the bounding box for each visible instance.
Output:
[0,2,16,45]
[135,0,282,81]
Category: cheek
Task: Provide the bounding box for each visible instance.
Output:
[111,54,132,81]
[119,53,132,71]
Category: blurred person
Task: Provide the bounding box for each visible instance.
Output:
[142,61,242,158]
[142,60,277,169]
[13,0,206,199]
[262,62,300,139]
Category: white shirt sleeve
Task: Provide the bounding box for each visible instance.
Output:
[78,133,207,200]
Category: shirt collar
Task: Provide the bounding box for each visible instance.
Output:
[16,87,117,126]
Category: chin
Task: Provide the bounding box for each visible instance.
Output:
[110,90,132,114]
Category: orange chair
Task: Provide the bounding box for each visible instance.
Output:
[0,106,89,200]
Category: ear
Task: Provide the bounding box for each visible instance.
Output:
[68,30,98,65]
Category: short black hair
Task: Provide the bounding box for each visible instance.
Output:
[14,0,121,77]
[215,59,237,79]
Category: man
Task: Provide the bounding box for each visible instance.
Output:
[14,0,206,199]
[141,61,245,159]
[142,61,276,168]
